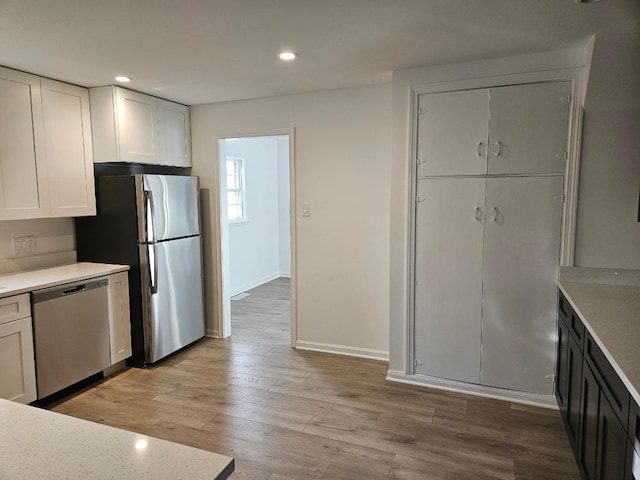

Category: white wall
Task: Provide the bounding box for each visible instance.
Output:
[277,137,291,277]
[191,84,391,358]
[575,30,640,269]
[224,136,281,296]
[0,218,76,275]
[388,47,586,372]
[575,109,640,268]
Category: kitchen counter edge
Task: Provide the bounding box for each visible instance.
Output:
[0,262,130,299]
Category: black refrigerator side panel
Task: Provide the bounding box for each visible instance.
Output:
[75,176,146,367]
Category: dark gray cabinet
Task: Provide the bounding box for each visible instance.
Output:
[557,290,631,480]
[557,310,584,454]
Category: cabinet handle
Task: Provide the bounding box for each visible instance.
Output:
[476,142,484,157]
[494,141,503,157]
[489,207,498,222]
[474,206,482,222]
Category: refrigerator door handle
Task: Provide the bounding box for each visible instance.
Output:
[144,190,157,243]
[148,243,159,294]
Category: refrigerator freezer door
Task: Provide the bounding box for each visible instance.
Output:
[140,235,205,363]
[139,174,200,242]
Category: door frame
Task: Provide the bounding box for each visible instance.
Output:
[213,128,297,347]
[403,68,585,403]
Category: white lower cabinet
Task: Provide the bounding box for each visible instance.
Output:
[414,178,485,383]
[107,272,132,364]
[0,294,36,404]
[414,176,564,395]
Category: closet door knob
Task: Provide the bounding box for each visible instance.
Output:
[474,206,482,222]
[476,142,485,157]
[489,207,498,222]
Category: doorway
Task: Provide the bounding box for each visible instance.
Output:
[217,133,295,346]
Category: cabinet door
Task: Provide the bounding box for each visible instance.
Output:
[557,315,570,410]
[115,88,160,164]
[567,334,584,455]
[0,317,37,404]
[414,178,485,383]
[481,176,564,394]
[41,79,96,217]
[487,81,571,175]
[159,99,191,167]
[416,89,489,176]
[627,442,639,480]
[597,390,628,480]
[581,364,600,480]
[0,67,49,220]
[108,271,132,364]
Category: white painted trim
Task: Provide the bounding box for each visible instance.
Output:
[229,272,281,298]
[214,127,297,348]
[386,370,558,410]
[405,67,584,376]
[279,272,291,278]
[296,341,389,362]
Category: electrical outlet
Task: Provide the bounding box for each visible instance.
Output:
[13,236,36,255]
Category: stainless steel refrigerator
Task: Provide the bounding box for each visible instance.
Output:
[75,174,205,366]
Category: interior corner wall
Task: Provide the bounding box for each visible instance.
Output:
[574,109,640,269]
[191,84,391,358]
[575,30,640,269]
[388,47,586,372]
[225,137,281,296]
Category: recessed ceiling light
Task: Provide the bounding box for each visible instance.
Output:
[114,75,131,83]
[278,51,298,61]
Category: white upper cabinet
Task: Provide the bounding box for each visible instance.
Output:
[417,81,572,177]
[158,99,191,167]
[91,86,191,167]
[417,89,490,177]
[487,82,571,175]
[41,78,96,217]
[0,67,49,220]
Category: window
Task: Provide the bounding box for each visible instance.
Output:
[226,157,246,223]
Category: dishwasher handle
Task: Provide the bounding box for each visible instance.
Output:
[32,277,108,304]
[62,285,86,296]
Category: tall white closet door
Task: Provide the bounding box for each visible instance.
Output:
[487,82,571,175]
[481,176,564,395]
[414,178,485,383]
[417,90,489,176]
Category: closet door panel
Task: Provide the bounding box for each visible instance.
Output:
[414,178,485,383]
[481,176,564,394]
[417,89,489,176]
[487,82,571,175]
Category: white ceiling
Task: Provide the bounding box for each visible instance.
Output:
[1,0,638,105]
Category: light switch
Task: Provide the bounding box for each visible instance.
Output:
[302,204,310,217]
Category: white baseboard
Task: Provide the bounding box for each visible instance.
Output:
[279,271,291,278]
[386,370,558,409]
[230,272,281,297]
[296,340,389,362]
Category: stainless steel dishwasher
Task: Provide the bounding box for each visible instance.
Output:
[32,277,110,399]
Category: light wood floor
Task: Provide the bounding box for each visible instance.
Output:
[52,278,580,479]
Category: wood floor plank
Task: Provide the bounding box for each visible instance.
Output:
[49,278,579,480]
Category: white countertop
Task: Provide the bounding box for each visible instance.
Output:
[0,399,234,480]
[0,263,130,299]
[559,268,640,407]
